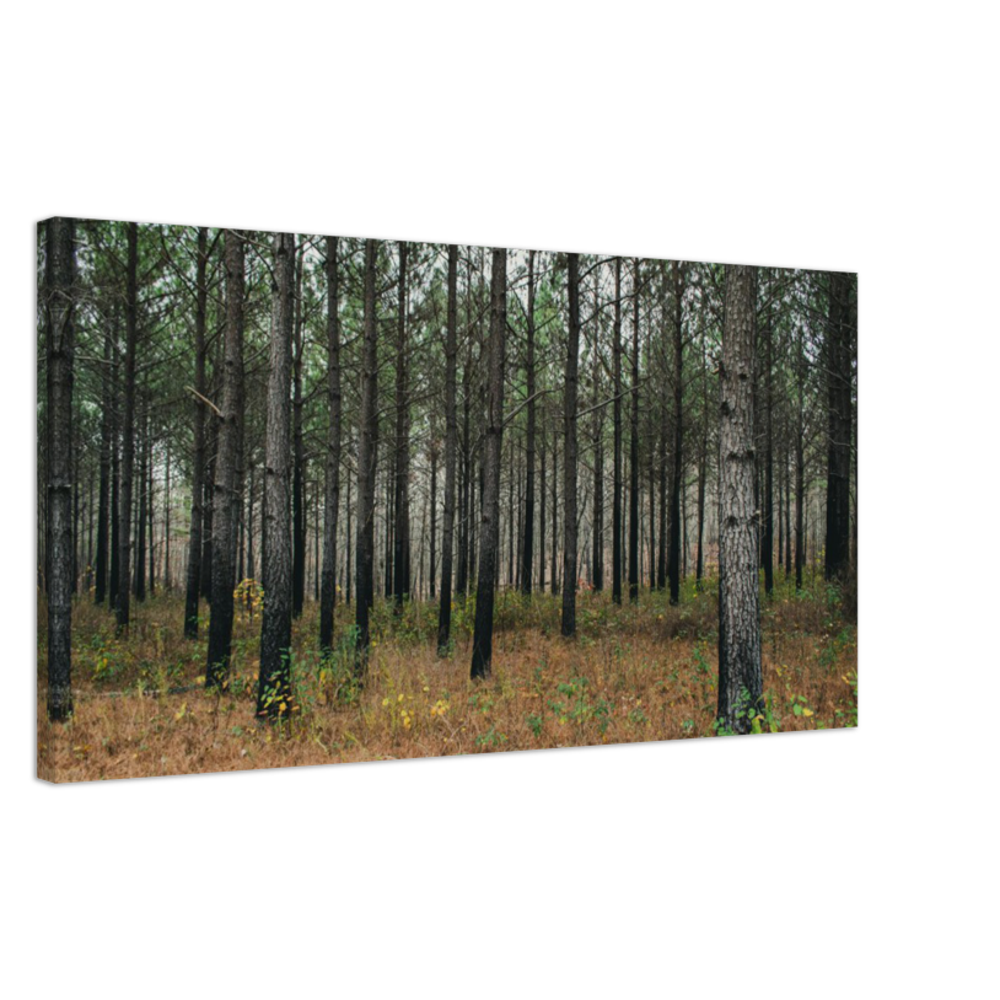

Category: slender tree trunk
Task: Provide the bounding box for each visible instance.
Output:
[668,262,684,604]
[825,271,853,582]
[292,243,306,617]
[437,245,459,655]
[538,434,546,593]
[795,316,805,591]
[95,307,113,605]
[429,426,438,600]
[561,253,581,637]
[257,232,295,719]
[206,230,245,689]
[355,239,379,670]
[184,228,208,636]
[116,222,138,633]
[134,400,146,601]
[551,431,559,595]
[319,236,342,654]
[612,257,623,604]
[470,249,507,679]
[520,249,536,596]
[629,259,641,603]
[393,241,411,610]
[763,293,774,596]
[44,217,76,721]
[717,264,763,734]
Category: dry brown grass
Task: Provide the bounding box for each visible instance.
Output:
[36,578,857,782]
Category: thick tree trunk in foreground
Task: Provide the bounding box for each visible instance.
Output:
[44,218,76,722]
[437,244,458,655]
[561,253,581,638]
[717,264,763,734]
[355,239,379,671]
[470,248,507,679]
[257,232,295,721]
[206,230,245,689]
[319,236,342,655]
[116,221,138,633]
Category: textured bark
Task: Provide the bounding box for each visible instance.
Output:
[393,241,411,609]
[612,257,623,604]
[437,244,459,655]
[44,218,76,722]
[184,227,209,637]
[538,435,546,592]
[825,271,853,581]
[591,277,604,592]
[116,222,138,633]
[668,262,684,605]
[355,239,379,669]
[717,264,763,734]
[319,236,342,654]
[795,314,806,590]
[629,260,641,603]
[470,248,507,679]
[292,244,306,618]
[561,253,581,637]
[763,295,774,596]
[95,308,113,605]
[206,230,245,689]
[520,249,537,597]
[257,232,295,720]
[134,402,146,601]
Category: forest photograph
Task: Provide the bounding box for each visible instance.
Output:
[36,219,857,782]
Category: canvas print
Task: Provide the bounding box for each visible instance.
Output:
[37,220,857,782]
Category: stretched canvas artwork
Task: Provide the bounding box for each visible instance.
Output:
[36,219,857,782]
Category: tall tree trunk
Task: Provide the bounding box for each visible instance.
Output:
[355,239,379,670]
[612,257,623,604]
[206,229,245,689]
[393,240,411,610]
[257,232,295,719]
[292,242,306,617]
[561,253,581,637]
[825,271,853,582]
[134,400,146,601]
[319,236,342,654]
[520,249,536,596]
[184,227,208,637]
[538,433,546,593]
[717,264,763,734]
[762,287,774,596]
[668,262,684,604]
[429,425,438,600]
[116,222,138,633]
[795,312,806,591]
[437,245,459,655]
[44,217,76,722]
[629,259,641,603]
[470,249,507,679]
[95,306,113,605]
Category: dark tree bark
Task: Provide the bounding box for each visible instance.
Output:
[795,304,806,591]
[538,434,546,593]
[717,264,763,734]
[95,306,113,605]
[184,227,209,637]
[393,241,411,610]
[561,253,581,638]
[520,249,537,597]
[257,232,295,720]
[206,229,245,690]
[319,236,342,655]
[355,239,379,669]
[134,400,146,601]
[825,271,853,582]
[116,222,138,633]
[762,293,775,596]
[668,262,684,605]
[612,257,623,604]
[591,276,604,592]
[550,430,559,595]
[292,243,306,618]
[470,248,507,680]
[44,218,76,722]
[629,259,641,603]
[110,416,120,608]
[429,425,438,600]
[437,244,459,656]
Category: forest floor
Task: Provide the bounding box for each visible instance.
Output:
[36,575,857,782]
